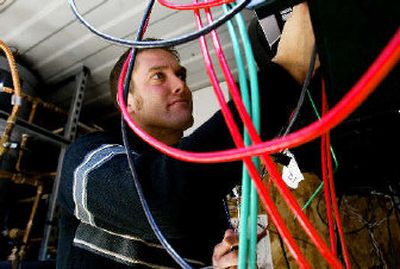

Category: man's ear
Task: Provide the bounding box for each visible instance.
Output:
[126,92,136,114]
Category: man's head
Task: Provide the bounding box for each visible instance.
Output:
[109,43,193,145]
[109,41,181,106]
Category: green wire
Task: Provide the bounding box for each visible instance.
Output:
[224,3,261,268]
[234,10,261,269]
[300,90,339,211]
[225,3,341,266]
[226,12,252,267]
[306,89,339,171]
[301,181,324,211]
[223,9,251,269]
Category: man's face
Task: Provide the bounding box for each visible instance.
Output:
[127,49,193,137]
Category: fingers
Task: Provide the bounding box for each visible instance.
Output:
[212,229,239,269]
[213,249,238,269]
[213,229,238,257]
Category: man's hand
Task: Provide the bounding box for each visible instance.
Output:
[272,2,319,84]
[212,229,239,269]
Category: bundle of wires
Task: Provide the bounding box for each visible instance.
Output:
[191,1,339,267]
[116,15,399,268]
[69,0,400,267]
[115,31,400,164]
[222,3,260,268]
[68,0,251,48]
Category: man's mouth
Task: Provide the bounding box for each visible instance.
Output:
[169,99,190,107]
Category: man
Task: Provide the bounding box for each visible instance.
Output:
[57,3,316,268]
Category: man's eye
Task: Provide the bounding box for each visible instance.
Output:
[178,73,186,82]
[152,73,164,80]
[177,71,187,82]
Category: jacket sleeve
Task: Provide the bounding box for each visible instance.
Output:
[57,132,152,237]
[179,62,303,196]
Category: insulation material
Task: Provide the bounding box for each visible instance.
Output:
[263,170,400,268]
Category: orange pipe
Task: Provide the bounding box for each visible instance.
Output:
[0,40,22,158]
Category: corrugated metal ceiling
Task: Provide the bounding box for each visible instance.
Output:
[1,0,255,129]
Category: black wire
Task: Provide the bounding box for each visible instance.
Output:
[316,192,366,234]
[68,0,252,48]
[386,206,398,268]
[316,191,328,227]
[347,246,362,269]
[393,201,400,227]
[282,44,318,136]
[316,190,363,233]
[389,188,400,227]
[344,223,368,235]
[122,122,193,269]
[119,1,192,268]
[335,194,343,262]
[277,233,291,269]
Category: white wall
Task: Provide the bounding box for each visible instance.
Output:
[184,81,230,136]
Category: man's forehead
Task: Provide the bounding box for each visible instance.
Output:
[135,49,181,71]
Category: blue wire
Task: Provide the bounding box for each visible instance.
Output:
[67,0,252,48]
[222,198,234,230]
[120,1,192,268]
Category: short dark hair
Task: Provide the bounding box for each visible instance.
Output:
[109,38,180,108]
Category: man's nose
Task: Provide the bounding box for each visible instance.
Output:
[171,75,187,94]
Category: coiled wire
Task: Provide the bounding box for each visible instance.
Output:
[67,0,251,48]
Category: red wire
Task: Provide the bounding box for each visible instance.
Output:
[117,28,400,164]
[158,0,234,10]
[320,80,336,254]
[204,7,346,267]
[321,128,336,253]
[116,7,399,267]
[322,85,352,268]
[194,6,311,268]
[116,5,398,268]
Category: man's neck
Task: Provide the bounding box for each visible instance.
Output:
[143,126,183,146]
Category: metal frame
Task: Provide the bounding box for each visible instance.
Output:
[38,66,89,260]
[0,110,71,147]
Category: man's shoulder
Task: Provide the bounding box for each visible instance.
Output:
[75,131,120,144]
[66,131,122,157]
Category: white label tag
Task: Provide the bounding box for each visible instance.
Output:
[228,215,274,269]
[281,150,304,189]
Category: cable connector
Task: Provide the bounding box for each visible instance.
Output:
[11,94,22,106]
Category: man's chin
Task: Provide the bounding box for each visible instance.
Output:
[182,116,194,131]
